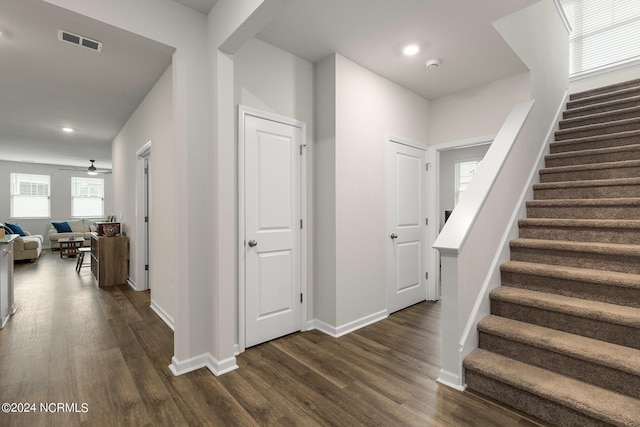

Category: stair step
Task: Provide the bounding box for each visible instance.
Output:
[518,218,640,244]
[489,286,640,349]
[533,177,640,200]
[539,159,640,183]
[501,260,640,308]
[564,94,640,120]
[560,104,640,130]
[550,129,640,154]
[568,80,640,104]
[464,349,640,427]
[509,238,640,274]
[478,315,640,399]
[526,197,640,220]
[555,117,640,141]
[544,143,640,168]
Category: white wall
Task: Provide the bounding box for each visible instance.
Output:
[315,53,430,329]
[233,37,315,326]
[429,72,531,146]
[0,160,112,247]
[569,63,640,94]
[112,65,174,319]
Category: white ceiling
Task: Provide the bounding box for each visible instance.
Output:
[0,0,539,169]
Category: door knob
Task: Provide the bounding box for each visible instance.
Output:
[390,233,398,239]
[248,240,258,247]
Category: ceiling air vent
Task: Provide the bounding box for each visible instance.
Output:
[58,29,102,52]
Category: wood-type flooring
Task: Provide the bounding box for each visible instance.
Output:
[0,250,551,426]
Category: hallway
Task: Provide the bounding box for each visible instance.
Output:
[0,250,548,426]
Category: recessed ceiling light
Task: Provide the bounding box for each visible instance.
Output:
[402,44,420,56]
[62,127,75,133]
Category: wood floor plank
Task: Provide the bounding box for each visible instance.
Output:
[0,251,553,426]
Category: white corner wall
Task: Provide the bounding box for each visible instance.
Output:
[112,65,174,320]
[314,53,430,330]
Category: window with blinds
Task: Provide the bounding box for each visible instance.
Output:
[561,0,640,77]
[71,177,104,218]
[454,160,480,206]
[10,173,51,218]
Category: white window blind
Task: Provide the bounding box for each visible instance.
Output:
[561,0,640,77]
[10,173,51,218]
[454,160,480,206]
[71,177,104,217]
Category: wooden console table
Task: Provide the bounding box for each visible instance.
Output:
[59,237,85,258]
[90,233,128,287]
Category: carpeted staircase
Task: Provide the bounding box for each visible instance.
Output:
[463,79,640,427]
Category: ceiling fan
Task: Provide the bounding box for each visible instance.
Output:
[58,159,112,175]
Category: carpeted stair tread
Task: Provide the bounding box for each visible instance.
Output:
[550,129,640,152]
[533,176,640,190]
[559,104,640,129]
[544,143,640,167]
[526,197,640,208]
[569,78,640,101]
[478,315,640,377]
[554,117,640,141]
[510,238,640,257]
[464,349,640,427]
[539,158,640,176]
[564,94,640,119]
[518,217,640,230]
[489,286,640,329]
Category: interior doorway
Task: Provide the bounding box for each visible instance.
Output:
[136,141,151,292]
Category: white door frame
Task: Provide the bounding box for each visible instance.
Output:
[386,135,434,302]
[135,140,152,292]
[427,135,494,300]
[238,106,308,353]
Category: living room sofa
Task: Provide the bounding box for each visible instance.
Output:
[49,218,108,250]
[0,223,43,262]
[13,233,44,262]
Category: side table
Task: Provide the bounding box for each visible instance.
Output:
[58,237,85,258]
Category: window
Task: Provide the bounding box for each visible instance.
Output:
[454,160,480,206]
[10,173,51,218]
[561,0,640,77]
[71,177,104,217]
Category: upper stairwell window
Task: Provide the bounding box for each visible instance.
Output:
[561,0,640,77]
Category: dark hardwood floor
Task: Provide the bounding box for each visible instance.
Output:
[0,250,551,426]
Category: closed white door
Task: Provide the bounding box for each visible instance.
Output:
[386,141,428,313]
[244,115,301,348]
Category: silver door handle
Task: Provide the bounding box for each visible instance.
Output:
[248,240,258,247]
[390,233,398,239]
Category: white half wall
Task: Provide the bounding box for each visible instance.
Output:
[112,65,175,320]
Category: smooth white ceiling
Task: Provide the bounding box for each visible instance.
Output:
[0,0,539,169]
[256,0,539,100]
[0,0,173,169]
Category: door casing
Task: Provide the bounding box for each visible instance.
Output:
[238,105,308,353]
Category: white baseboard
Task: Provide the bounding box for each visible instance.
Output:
[437,369,467,391]
[315,309,388,338]
[169,353,238,377]
[150,299,175,331]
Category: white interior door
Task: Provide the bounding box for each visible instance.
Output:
[244,115,302,348]
[387,140,428,313]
